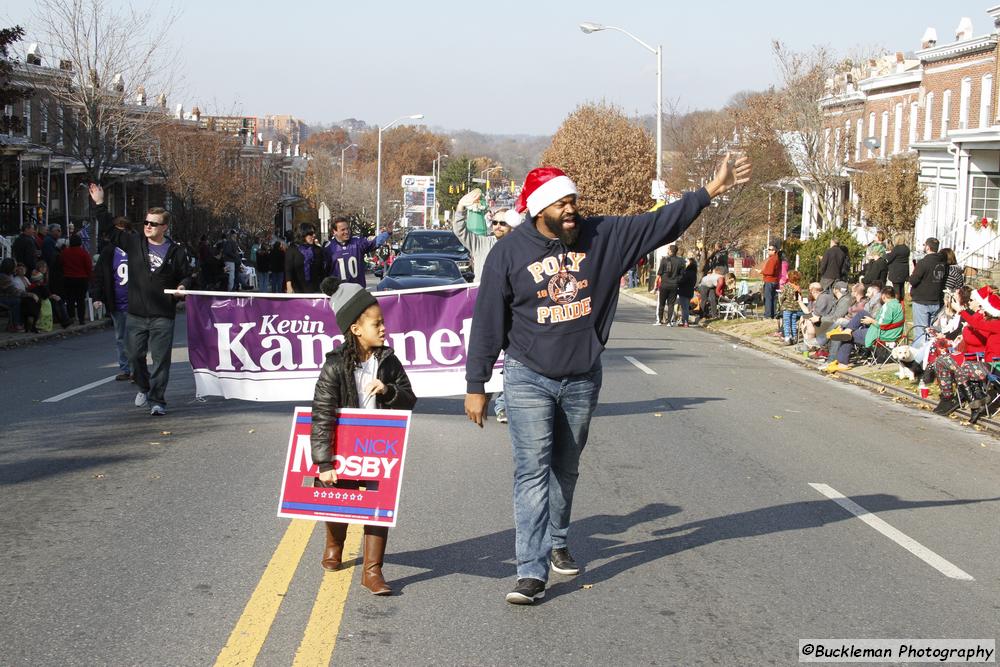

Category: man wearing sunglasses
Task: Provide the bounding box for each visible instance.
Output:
[90,184,193,416]
[453,190,522,424]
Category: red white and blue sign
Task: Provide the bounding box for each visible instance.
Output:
[277,407,411,527]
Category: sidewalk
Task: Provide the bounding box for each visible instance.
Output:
[0,319,110,350]
[619,286,998,434]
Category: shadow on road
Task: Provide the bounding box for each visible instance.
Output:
[0,453,149,485]
[595,396,724,416]
[382,494,1000,602]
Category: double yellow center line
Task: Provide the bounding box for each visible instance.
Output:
[214,521,363,666]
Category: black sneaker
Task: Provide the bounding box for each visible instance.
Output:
[505,578,545,605]
[549,548,580,575]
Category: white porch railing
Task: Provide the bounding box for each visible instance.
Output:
[939,224,1000,271]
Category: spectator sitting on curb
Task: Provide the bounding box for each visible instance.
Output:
[822,285,904,372]
[864,284,882,315]
[0,258,38,332]
[695,266,724,324]
[30,260,71,328]
[802,281,852,350]
[929,286,996,421]
[910,287,972,371]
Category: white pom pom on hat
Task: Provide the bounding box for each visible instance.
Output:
[515,167,577,217]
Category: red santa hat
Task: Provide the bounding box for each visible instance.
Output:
[516,167,577,217]
[973,285,1000,317]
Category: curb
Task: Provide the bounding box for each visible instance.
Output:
[619,288,999,435]
[0,319,111,351]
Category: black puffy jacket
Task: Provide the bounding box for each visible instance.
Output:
[310,346,417,473]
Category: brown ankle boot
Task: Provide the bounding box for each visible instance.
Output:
[321,522,348,571]
[361,526,391,595]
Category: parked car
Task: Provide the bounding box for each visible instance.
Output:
[376,254,469,291]
[398,229,473,280]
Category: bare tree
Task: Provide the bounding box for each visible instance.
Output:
[665,93,793,261]
[30,0,178,182]
[770,41,846,230]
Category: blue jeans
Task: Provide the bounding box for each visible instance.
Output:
[782,310,801,340]
[257,271,270,292]
[764,282,778,318]
[503,355,602,582]
[911,302,940,345]
[678,295,691,324]
[111,309,130,374]
[493,391,506,416]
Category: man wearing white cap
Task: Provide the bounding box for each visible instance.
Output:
[452,188,522,280]
[465,156,751,604]
[453,190,522,423]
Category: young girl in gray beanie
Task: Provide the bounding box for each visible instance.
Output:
[310,276,417,595]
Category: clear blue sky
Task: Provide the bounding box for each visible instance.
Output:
[3,1,993,135]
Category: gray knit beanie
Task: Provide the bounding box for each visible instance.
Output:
[321,277,378,335]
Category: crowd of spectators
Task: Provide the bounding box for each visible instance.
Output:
[2,221,85,333]
[751,233,996,424]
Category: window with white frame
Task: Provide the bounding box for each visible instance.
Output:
[970,174,1000,222]
[960,77,972,129]
[24,98,31,138]
[893,103,903,153]
[909,102,918,147]
[867,112,876,157]
[941,89,952,136]
[924,92,934,141]
[981,75,993,128]
[855,118,863,160]
[834,127,841,165]
[880,111,888,158]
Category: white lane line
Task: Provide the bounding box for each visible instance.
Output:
[624,356,657,375]
[42,375,118,403]
[809,483,974,581]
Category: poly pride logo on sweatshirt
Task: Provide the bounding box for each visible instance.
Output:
[526,251,592,324]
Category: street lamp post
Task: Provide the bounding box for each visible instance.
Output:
[340,143,357,194]
[432,152,448,226]
[580,21,662,198]
[376,114,424,229]
[762,186,773,251]
[482,165,501,189]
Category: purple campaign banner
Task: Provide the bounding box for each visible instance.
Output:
[185,285,503,401]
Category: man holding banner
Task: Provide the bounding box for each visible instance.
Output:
[91,184,193,416]
[464,155,751,604]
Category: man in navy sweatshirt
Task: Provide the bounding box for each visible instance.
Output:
[464,156,751,604]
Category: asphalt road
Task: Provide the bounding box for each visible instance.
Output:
[1,296,998,666]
